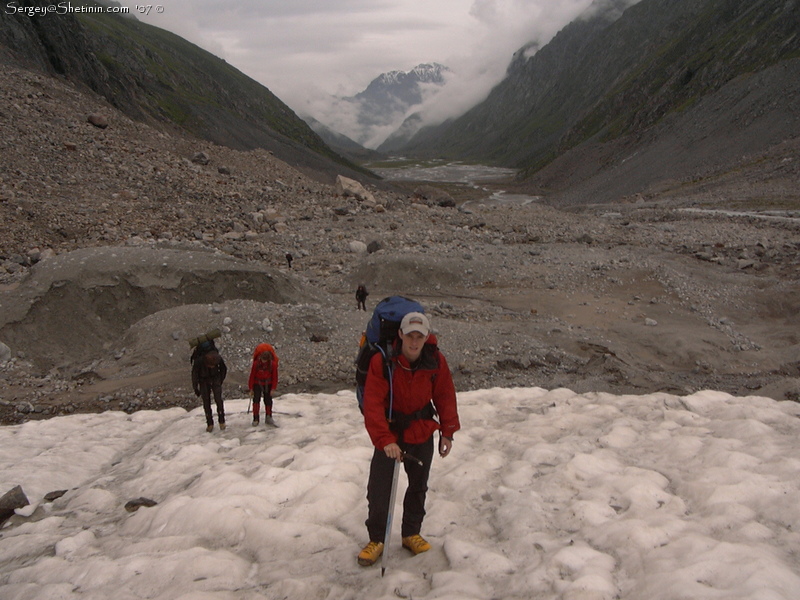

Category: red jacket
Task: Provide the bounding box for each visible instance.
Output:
[248,343,279,391]
[363,335,460,449]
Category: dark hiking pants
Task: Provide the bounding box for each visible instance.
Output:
[200,381,224,426]
[252,384,272,417]
[365,435,434,541]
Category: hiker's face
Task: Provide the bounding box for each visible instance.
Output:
[399,330,428,362]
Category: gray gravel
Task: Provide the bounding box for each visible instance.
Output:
[1,63,799,425]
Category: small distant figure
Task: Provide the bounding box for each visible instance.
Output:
[285,253,294,269]
[248,343,279,427]
[356,284,369,311]
[191,343,228,433]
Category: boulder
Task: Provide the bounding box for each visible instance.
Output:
[0,485,29,525]
[0,341,10,363]
[87,114,108,129]
[124,497,158,512]
[413,185,455,208]
[349,240,368,254]
[335,175,375,203]
[190,151,210,165]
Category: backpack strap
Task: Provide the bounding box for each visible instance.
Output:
[377,344,394,415]
[384,343,441,435]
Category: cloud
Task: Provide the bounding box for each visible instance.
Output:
[580,0,643,21]
[377,0,648,148]
[117,1,640,148]
[308,0,609,147]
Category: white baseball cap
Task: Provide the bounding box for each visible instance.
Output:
[400,312,430,336]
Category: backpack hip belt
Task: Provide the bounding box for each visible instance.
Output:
[387,402,437,434]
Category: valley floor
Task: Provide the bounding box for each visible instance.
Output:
[1,64,798,425]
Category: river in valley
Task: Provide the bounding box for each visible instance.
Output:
[370,162,800,222]
[370,160,542,209]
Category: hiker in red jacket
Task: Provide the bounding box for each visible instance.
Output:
[248,343,279,427]
[357,312,460,567]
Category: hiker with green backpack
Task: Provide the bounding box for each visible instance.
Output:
[357,309,460,567]
[190,336,228,433]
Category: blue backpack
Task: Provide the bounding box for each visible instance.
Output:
[355,296,425,412]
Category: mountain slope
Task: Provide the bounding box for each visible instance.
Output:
[527,57,800,206]
[303,115,384,163]
[0,1,372,183]
[352,62,449,128]
[397,0,800,204]
[322,63,449,148]
[397,0,640,164]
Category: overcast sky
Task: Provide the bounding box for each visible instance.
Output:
[115,1,630,145]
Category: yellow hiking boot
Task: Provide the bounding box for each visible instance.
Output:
[357,541,384,566]
[402,534,431,555]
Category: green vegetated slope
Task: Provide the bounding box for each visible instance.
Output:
[400,0,800,177]
[80,7,375,179]
[0,1,371,181]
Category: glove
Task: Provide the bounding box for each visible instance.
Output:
[193,387,200,397]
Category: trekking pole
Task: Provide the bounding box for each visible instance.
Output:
[246,388,255,414]
[378,343,400,577]
[402,451,423,466]
[381,457,401,577]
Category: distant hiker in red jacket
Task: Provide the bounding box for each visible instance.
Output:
[357,312,460,567]
[248,343,279,427]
